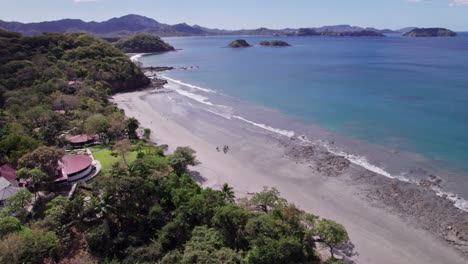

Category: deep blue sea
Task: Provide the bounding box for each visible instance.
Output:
[139,34,468,209]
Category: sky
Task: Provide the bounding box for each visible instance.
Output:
[0,0,467,31]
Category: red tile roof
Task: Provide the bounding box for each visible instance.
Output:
[67,134,96,144]
[61,155,93,175]
[0,163,17,183]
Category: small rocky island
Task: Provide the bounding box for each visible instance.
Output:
[228,39,251,48]
[115,33,175,53]
[403,28,457,37]
[259,40,291,47]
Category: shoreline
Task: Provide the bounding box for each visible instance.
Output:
[111,80,467,263]
[155,69,468,213]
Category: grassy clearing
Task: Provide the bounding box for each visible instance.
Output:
[90,144,138,172]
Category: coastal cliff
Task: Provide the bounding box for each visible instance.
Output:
[404,28,457,37]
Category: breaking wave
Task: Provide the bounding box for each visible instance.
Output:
[233,115,295,138]
[162,76,216,93]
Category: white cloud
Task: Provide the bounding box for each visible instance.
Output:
[73,0,98,3]
[406,0,468,5]
[449,0,468,6]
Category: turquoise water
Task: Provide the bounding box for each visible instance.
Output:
[141,34,468,174]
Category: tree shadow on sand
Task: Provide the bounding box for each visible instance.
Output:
[335,241,359,264]
[188,170,207,184]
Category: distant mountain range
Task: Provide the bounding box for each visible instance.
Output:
[0,14,420,37]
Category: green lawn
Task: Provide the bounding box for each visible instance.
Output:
[90,145,138,172]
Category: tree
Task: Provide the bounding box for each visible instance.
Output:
[43,196,84,235]
[0,217,22,238]
[15,229,59,263]
[0,133,40,165]
[2,189,33,220]
[168,147,198,175]
[113,139,131,166]
[17,146,65,177]
[85,114,110,142]
[52,93,81,111]
[180,226,243,264]
[16,168,48,200]
[315,219,350,258]
[143,128,151,141]
[212,204,251,249]
[245,236,306,264]
[127,117,140,139]
[250,186,286,213]
[221,183,235,203]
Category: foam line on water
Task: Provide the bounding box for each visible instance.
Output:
[130,53,144,62]
[171,88,215,106]
[433,187,468,212]
[322,142,410,181]
[321,141,468,212]
[162,76,216,93]
[233,115,295,138]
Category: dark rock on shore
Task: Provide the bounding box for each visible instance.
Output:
[403,28,457,37]
[141,66,175,72]
[279,136,468,256]
[259,40,291,47]
[228,39,251,48]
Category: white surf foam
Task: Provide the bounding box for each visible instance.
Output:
[162,76,216,93]
[322,142,410,182]
[321,142,468,212]
[433,187,468,212]
[233,115,295,138]
[172,88,215,106]
[130,53,144,62]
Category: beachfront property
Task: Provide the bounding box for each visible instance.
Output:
[66,134,97,149]
[55,153,98,183]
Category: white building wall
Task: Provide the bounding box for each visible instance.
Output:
[66,165,93,182]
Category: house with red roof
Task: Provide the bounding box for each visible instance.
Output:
[0,163,17,184]
[55,154,95,183]
[66,134,97,148]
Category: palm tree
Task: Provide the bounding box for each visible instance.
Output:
[221,183,235,203]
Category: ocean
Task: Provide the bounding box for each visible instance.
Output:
[137,34,468,211]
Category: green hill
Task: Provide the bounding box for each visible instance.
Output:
[115,33,175,53]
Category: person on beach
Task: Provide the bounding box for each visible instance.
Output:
[216,147,220,152]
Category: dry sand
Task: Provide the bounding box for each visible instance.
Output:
[112,89,467,264]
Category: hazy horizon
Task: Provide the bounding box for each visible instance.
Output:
[0,0,467,31]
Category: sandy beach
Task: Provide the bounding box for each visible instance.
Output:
[111,85,467,264]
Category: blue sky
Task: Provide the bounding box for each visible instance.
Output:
[0,0,467,30]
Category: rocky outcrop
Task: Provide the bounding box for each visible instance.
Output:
[403,28,457,37]
[228,39,251,48]
[259,40,291,47]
